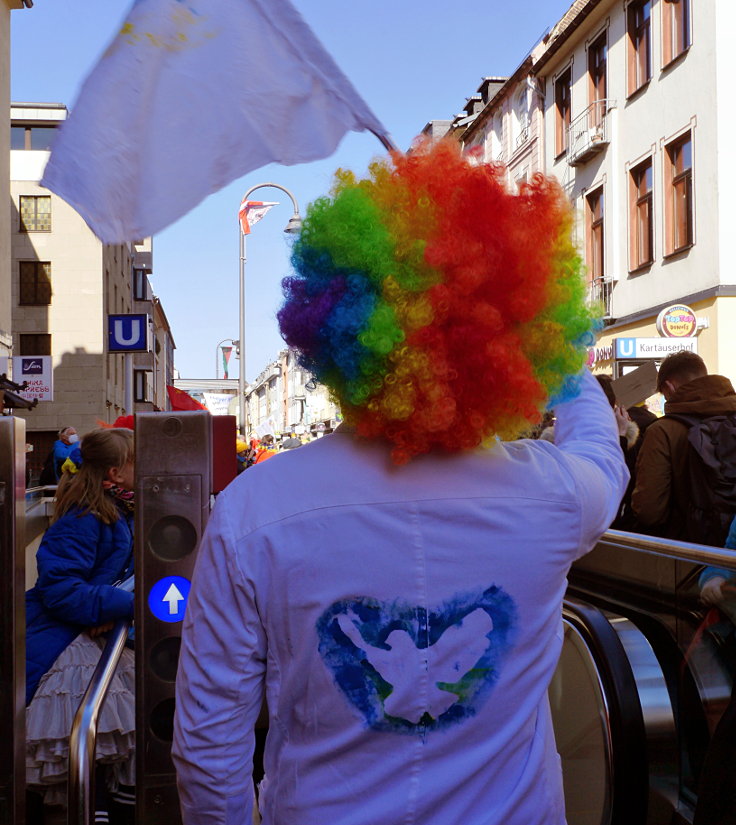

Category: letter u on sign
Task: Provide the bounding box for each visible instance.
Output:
[114,318,141,346]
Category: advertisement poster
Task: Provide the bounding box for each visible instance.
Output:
[12,356,53,402]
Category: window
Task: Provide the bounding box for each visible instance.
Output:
[663,0,691,66]
[133,268,149,301]
[19,334,51,356]
[19,261,52,305]
[10,125,58,151]
[588,33,607,111]
[512,89,529,149]
[666,132,693,254]
[629,159,654,269]
[627,1,652,95]
[134,370,153,403]
[10,126,26,150]
[586,188,604,283]
[555,68,572,156]
[19,196,51,232]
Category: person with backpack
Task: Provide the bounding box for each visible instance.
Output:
[631,351,736,545]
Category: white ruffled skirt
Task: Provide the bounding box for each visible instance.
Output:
[26,633,135,807]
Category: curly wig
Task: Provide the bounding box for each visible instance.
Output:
[278,140,598,464]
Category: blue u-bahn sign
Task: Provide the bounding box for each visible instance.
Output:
[108,313,150,352]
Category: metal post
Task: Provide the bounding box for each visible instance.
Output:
[237,182,302,438]
[238,231,247,436]
[124,352,134,414]
[0,417,26,825]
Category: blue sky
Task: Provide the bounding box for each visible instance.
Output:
[11,0,573,382]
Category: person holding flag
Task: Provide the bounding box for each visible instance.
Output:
[172,142,629,825]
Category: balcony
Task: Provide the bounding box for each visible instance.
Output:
[567,100,614,167]
[589,278,614,322]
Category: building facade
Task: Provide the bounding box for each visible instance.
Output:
[534,0,735,383]
[462,63,546,189]
[433,0,734,388]
[246,348,340,439]
[10,103,175,478]
[0,1,26,361]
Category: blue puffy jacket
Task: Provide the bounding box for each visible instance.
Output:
[25,506,134,704]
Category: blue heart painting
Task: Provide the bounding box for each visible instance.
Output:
[316,585,518,734]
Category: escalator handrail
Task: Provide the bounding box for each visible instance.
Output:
[603,529,736,569]
[68,575,134,825]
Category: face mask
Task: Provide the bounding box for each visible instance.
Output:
[67,433,79,444]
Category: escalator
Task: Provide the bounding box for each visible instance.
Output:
[551,531,736,825]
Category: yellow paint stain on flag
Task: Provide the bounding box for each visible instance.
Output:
[111,8,213,55]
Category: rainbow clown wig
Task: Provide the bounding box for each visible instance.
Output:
[278,140,598,464]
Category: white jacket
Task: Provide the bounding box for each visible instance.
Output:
[172,369,628,825]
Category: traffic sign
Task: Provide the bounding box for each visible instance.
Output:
[108,313,150,352]
[148,575,191,623]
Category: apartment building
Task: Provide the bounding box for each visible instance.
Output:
[10,103,175,477]
[246,348,340,438]
[462,64,545,188]
[534,0,735,382]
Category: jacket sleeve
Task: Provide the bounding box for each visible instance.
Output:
[630,423,672,529]
[553,369,630,556]
[173,491,266,825]
[35,514,134,626]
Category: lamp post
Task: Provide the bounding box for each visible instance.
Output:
[238,183,301,437]
[215,338,238,380]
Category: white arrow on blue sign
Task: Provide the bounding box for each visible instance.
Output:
[108,313,150,352]
[148,575,192,623]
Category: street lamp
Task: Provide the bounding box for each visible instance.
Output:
[238,182,301,437]
[215,338,238,380]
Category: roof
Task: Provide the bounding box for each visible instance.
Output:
[534,0,606,73]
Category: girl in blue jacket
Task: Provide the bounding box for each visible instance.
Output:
[25,427,135,822]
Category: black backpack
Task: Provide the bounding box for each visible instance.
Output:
[665,412,736,546]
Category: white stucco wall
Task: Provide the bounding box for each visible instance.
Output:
[541,0,720,319]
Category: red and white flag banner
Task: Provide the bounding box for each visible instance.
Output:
[238,200,279,235]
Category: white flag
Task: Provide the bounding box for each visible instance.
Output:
[41,0,390,244]
[239,200,278,235]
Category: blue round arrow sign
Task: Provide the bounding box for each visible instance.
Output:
[148,575,191,623]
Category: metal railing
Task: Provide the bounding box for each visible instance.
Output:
[567,99,615,166]
[68,576,134,825]
[602,528,736,569]
[589,278,614,321]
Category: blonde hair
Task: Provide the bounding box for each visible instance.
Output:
[53,428,134,525]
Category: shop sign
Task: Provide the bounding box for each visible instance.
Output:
[656,304,697,338]
[11,356,54,401]
[585,343,614,367]
[615,337,697,360]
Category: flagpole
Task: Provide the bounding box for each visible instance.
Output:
[238,183,302,438]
